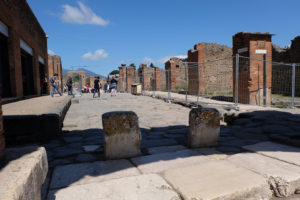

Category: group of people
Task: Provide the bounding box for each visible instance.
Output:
[49,74,118,98]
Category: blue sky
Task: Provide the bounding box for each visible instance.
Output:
[27,0,300,76]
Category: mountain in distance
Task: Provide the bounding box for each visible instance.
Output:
[62,68,106,79]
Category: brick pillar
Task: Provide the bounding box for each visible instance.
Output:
[165,58,181,91]
[0,88,5,160]
[233,32,272,105]
[118,64,126,92]
[187,43,206,95]
[154,67,160,90]
[126,66,136,92]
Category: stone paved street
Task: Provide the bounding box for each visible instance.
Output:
[40,93,300,200]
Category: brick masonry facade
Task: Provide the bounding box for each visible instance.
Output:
[67,71,86,88]
[233,32,272,105]
[0,0,48,98]
[272,36,300,96]
[188,43,232,96]
[165,57,187,91]
[48,55,63,92]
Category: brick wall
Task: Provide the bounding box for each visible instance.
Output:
[67,71,86,88]
[233,32,272,105]
[165,57,187,91]
[272,36,300,96]
[0,0,48,98]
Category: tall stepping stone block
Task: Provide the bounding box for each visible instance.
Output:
[102,111,141,159]
[188,107,220,148]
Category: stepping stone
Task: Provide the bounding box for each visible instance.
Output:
[141,138,178,148]
[131,149,210,174]
[83,145,100,152]
[48,174,180,200]
[50,159,140,189]
[228,153,300,197]
[63,136,82,143]
[147,145,187,155]
[163,160,272,200]
[243,141,300,166]
[75,154,97,162]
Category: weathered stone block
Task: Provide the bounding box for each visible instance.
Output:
[188,107,220,148]
[0,146,48,200]
[102,111,141,159]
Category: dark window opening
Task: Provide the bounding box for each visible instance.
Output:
[21,49,34,96]
[0,33,11,98]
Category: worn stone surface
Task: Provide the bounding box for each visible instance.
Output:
[48,174,180,200]
[163,160,272,200]
[102,111,141,159]
[188,107,220,148]
[141,138,178,148]
[196,147,228,160]
[243,141,300,167]
[131,149,210,173]
[228,152,300,197]
[0,146,48,200]
[147,145,187,155]
[50,159,140,189]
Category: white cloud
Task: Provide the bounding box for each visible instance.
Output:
[61,2,109,26]
[48,49,55,55]
[157,55,187,64]
[82,49,108,60]
[142,57,155,64]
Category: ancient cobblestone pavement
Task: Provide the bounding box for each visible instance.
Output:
[40,93,300,200]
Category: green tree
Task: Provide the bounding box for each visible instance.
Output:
[109,70,119,75]
[73,75,80,82]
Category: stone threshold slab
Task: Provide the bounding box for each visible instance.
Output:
[243,141,300,167]
[48,174,180,200]
[163,159,272,200]
[131,149,211,174]
[50,159,140,189]
[228,152,300,197]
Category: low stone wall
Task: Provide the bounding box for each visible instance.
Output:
[0,146,48,200]
[3,96,72,145]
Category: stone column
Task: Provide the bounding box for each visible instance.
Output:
[102,111,141,159]
[0,87,5,160]
[188,107,220,148]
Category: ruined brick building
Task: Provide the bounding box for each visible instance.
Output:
[272,36,300,96]
[188,43,233,96]
[165,57,187,91]
[48,55,63,92]
[0,0,48,100]
[118,63,165,92]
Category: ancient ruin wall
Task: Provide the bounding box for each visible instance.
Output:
[48,55,63,91]
[272,36,300,96]
[188,43,232,96]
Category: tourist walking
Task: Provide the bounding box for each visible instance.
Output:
[93,76,101,98]
[110,77,118,97]
[50,73,62,97]
[66,76,73,95]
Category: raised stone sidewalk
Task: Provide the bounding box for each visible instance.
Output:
[2,95,72,144]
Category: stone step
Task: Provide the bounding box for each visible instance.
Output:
[228,152,300,197]
[163,160,272,200]
[131,149,210,174]
[243,141,300,166]
[50,159,140,189]
[47,174,180,200]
